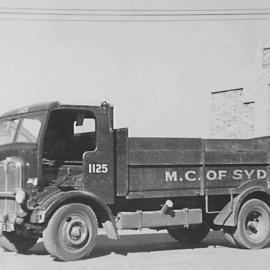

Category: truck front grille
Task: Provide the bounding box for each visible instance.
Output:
[0,158,22,231]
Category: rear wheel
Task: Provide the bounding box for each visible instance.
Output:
[43,203,98,261]
[167,224,209,243]
[0,232,38,253]
[233,199,270,249]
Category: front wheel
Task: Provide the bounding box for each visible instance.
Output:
[233,199,270,249]
[43,203,98,261]
[0,232,38,253]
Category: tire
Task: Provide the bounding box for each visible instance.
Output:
[167,224,209,243]
[223,227,239,247]
[0,232,38,253]
[233,199,270,249]
[43,203,98,261]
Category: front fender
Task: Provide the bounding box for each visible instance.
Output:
[214,184,270,227]
[30,190,119,240]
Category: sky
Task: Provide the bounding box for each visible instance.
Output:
[0,0,270,137]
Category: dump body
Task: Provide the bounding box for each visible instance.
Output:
[115,129,270,200]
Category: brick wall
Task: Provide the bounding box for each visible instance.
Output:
[210,88,255,139]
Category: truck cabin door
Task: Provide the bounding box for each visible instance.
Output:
[82,105,115,204]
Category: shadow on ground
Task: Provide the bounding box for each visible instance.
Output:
[27,230,235,259]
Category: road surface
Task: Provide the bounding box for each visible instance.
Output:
[0,229,270,270]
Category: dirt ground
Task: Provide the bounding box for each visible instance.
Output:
[0,229,270,270]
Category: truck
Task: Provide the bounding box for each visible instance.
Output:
[0,101,270,261]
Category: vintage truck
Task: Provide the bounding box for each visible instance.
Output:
[0,101,270,261]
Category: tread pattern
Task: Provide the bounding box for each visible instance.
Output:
[43,203,98,261]
[233,199,270,249]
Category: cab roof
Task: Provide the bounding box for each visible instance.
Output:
[1,101,61,118]
[1,101,112,118]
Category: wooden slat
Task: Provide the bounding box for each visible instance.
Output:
[129,150,202,166]
[204,151,268,164]
[129,137,202,151]
[204,139,268,151]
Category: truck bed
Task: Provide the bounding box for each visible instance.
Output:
[115,129,270,199]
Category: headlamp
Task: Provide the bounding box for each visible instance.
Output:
[15,188,26,204]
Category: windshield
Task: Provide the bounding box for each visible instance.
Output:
[0,114,44,146]
[0,119,19,145]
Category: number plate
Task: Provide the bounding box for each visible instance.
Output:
[88,164,108,174]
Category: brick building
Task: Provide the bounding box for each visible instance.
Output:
[210,88,255,139]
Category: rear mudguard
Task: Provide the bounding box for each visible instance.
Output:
[214,183,270,227]
[30,190,119,240]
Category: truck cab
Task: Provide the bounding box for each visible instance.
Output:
[0,101,115,202]
[0,102,116,255]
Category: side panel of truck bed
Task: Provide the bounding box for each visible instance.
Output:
[115,130,270,198]
[128,138,203,197]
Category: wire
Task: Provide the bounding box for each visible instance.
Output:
[1,17,270,22]
[1,10,270,16]
[0,7,270,12]
[1,6,270,22]
[2,11,270,16]
[1,7,270,18]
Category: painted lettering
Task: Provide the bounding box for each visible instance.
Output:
[165,168,267,183]
[257,169,267,179]
[206,170,217,181]
[185,171,197,181]
[89,163,108,174]
[218,170,227,180]
[244,169,255,180]
[233,169,242,180]
[165,171,177,182]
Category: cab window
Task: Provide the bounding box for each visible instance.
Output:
[43,109,96,161]
[16,118,42,143]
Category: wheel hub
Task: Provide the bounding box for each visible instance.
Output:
[247,220,258,234]
[70,226,82,240]
[245,210,266,240]
[62,216,90,247]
